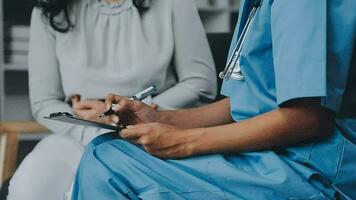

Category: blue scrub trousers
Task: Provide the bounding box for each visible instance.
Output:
[72,133,334,200]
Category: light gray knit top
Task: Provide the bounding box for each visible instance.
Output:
[29,0,217,144]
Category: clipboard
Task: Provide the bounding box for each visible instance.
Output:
[44,112,124,131]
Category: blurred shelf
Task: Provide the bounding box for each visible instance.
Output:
[3,95,33,121]
[196,0,239,33]
[3,63,28,71]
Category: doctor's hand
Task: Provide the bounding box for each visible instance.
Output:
[120,123,201,159]
[72,97,107,122]
[104,94,160,126]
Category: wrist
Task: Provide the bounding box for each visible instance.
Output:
[185,128,207,156]
[157,110,175,124]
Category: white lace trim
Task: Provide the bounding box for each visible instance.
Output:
[87,0,133,15]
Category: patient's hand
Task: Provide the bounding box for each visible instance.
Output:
[72,98,107,122]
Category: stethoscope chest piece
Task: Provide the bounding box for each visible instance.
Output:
[230,59,245,81]
[219,57,245,81]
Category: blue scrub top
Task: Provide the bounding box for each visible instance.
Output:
[222,0,356,198]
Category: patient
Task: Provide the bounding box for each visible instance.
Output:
[7,0,217,199]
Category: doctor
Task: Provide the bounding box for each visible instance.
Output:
[71,0,356,199]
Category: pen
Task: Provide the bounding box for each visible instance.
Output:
[98,86,156,118]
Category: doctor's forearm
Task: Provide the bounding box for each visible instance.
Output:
[158,98,233,129]
[191,99,333,155]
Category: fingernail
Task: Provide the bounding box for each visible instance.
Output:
[126,125,134,129]
[112,104,120,111]
[112,116,119,123]
[119,132,125,138]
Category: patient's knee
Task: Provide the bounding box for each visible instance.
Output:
[8,135,83,199]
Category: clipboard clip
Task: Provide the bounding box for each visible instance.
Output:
[49,112,73,118]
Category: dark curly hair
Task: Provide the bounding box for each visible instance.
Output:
[36,0,150,33]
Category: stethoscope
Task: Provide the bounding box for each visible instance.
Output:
[219,0,262,81]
